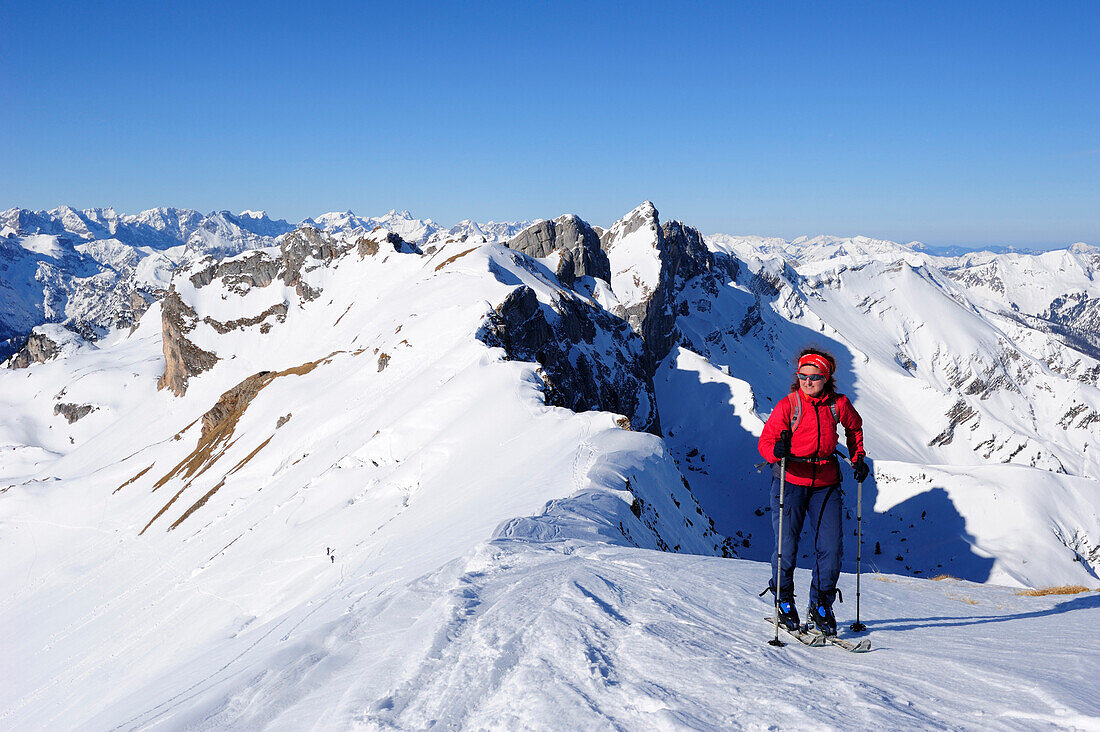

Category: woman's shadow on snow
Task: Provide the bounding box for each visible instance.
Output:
[666,307,996,584]
[849,478,995,584]
[871,592,1100,632]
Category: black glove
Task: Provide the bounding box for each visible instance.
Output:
[852,457,869,482]
[773,430,792,461]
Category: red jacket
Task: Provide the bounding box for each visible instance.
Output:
[758,390,865,487]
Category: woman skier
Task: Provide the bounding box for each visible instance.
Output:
[758,348,867,635]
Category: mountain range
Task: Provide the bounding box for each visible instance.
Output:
[0,206,532,359]
[1,202,1097,728]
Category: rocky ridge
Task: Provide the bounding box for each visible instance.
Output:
[2,204,1099,730]
[0,206,533,362]
[505,215,611,287]
[5,202,1099,588]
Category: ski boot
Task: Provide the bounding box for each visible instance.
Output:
[777,596,800,631]
[807,597,837,636]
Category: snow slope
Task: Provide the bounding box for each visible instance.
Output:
[0,206,532,361]
[1,204,1098,729]
[661,231,1100,589]
[86,542,1100,730]
[0,227,708,728]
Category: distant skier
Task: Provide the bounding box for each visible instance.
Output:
[758,348,867,635]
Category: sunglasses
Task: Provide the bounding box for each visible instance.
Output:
[797,373,826,383]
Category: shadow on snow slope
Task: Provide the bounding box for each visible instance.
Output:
[873,590,1100,632]
[657,302,996,584]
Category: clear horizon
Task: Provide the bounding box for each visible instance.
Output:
[4,1,1097,249]
[3,201,1090,253]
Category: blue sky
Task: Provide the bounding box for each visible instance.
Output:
[3,1,1097,247]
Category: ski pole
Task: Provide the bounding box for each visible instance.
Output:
[769,454,788,647]
[850,474,867,633]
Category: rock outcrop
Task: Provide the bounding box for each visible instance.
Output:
[54,402,95,423]
[200,371,274,440]
[357,230,420,258]
[480,204,735,433]
[8,330,62,369]
[204,303,288,335]
[278,227,346,301]
[506,215,611,287]
[479,285,659,433]
[129,290,155,323]
[157,287,219,396]
[189,251,279,292]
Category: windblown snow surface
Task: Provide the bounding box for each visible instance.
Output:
[1,208,1099,730]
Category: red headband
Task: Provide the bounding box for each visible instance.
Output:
[798,353,832,378]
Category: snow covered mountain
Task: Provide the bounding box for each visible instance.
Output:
[1,203,1097,728]
[0,206,532,360]
[676,230,1100,589]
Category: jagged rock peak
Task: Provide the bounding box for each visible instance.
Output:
[598,203,724,377]
[601,201,660,248]
[660,220,718,285]
[505,214,611,286]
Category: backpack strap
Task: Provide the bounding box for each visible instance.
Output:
[787,392,802,431]
[830,393,845,425]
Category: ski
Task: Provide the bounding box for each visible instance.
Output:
[801,625,871,653]
[826,635,870,652]
[764,617,871,651]
[763,616,825,647]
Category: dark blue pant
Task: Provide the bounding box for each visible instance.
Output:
[770,477,843,605]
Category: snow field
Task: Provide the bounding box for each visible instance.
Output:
[0,237,715,728]
[112,539,1100,730]
[1,209,1098,729]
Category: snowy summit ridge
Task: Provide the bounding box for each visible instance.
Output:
[1,202,1099,729]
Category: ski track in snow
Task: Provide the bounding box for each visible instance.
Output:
[216,541,1100,731]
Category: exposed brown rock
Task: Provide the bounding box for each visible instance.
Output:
[358,237,379,257]
[157,287,219,397]
[114,464,154,494]
[434,246,478,272]
[200,370,276,440]
[142,353,340,534]
[8,331,62,369]
[130,290,154,322]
